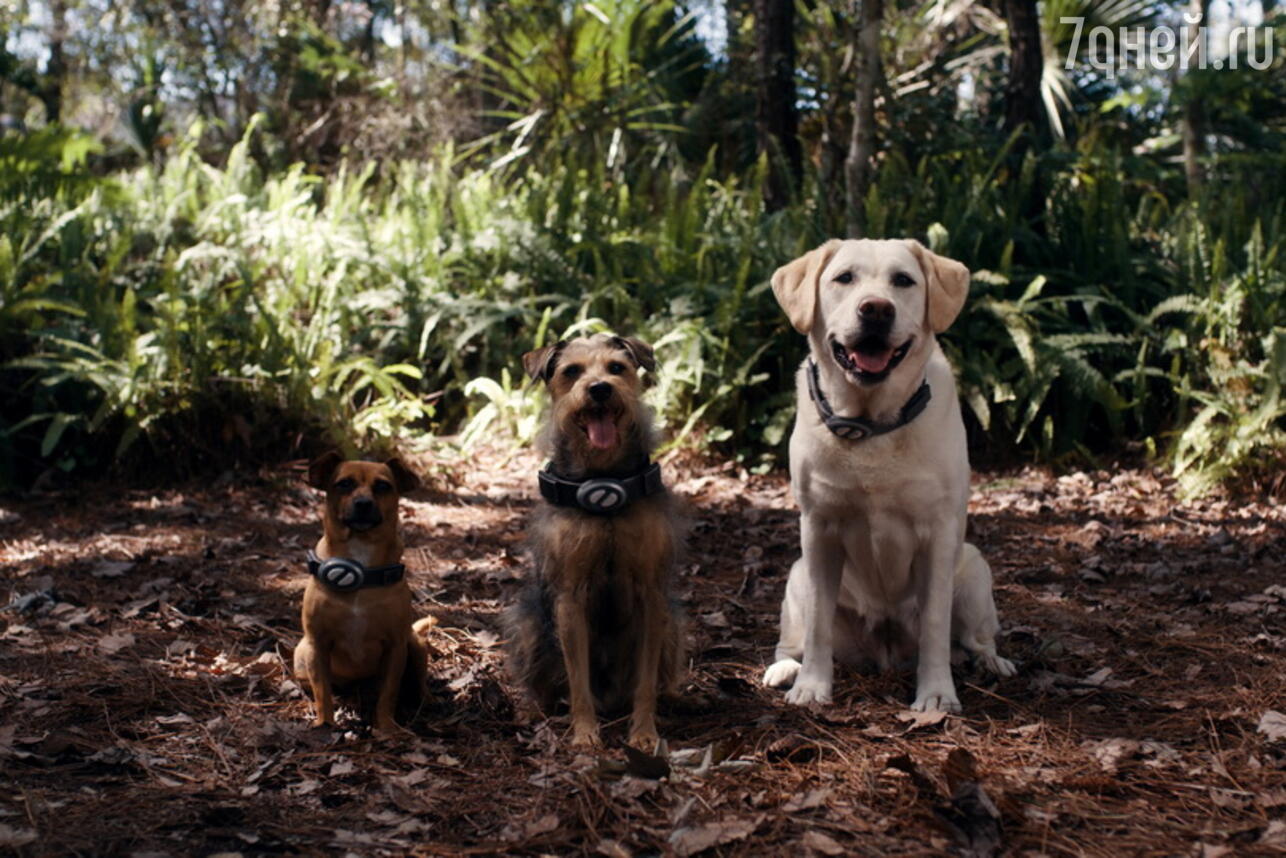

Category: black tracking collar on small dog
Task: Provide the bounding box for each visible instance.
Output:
[306,551,406,592]
[538,462,665,515]
[806,357,932,441]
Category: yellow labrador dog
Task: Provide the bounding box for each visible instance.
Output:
[761,238,1015,713]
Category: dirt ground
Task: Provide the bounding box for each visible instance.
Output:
[2,447,1285,857]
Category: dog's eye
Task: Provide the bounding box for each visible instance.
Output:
[892,272,915,288]
[562,365,583,380]
[372,479,393,494]
[834,271,854,285]
[607,361,626,375]
[333,477,357,493]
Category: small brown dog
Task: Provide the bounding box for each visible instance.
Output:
[506,334,685,749]
[294,452,428,734]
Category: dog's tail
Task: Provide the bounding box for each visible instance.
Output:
[412,615,436,644]
[397,616,437,716]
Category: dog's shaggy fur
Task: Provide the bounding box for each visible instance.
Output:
[505,334,685,749]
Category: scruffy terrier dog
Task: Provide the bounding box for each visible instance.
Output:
[505,334,685,750]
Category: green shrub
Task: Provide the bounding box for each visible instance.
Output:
[3,119,1284,493]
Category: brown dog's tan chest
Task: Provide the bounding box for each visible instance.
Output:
[301,579,412,682]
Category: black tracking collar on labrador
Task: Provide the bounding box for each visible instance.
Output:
[806,357,932,441]
[306,551,405,592]
[538,462,664,515]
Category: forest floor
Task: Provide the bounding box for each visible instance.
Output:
[2,446,1285,857]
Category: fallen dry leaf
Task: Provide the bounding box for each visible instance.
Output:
[622,742,671,780]
[1257,710,1286,742]
[1257,789,1286,809]
[896,708,949,730]
[97,632,135,654]
[782,788,831,812]
[1082,666,1111,685]
[0,825,37,848]
[802,829,845,855]
[1088,738,1141,772]
[944,747,980,793]
[669,818,758,857]
[525,813,559,838]
[596,838,631,858]
[1261,820,1286,846]
[91,560,134,579]
[699,611,729,628]
[1199,844,1233,858]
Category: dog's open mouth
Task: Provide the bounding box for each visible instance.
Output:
[831,336,914,382]
[343,516,382,532]
[575,407,621,451]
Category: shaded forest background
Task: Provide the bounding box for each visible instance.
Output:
[1,0,1284,493]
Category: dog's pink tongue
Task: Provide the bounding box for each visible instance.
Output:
[586,415,618,450]
[851,348,893,374]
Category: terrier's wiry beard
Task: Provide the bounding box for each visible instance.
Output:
[542,402,655,478]
[527,333,659,478]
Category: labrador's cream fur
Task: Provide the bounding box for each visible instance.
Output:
[762,238,1015,712]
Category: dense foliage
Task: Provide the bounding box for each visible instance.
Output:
[2,0,1283,493]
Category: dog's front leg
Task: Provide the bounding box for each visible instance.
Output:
[785,515,845,706]
[627,585,666,750]
[554,589,600,747]
[300,635,336,727]
[372,635,408,735]
[912,525,962,713]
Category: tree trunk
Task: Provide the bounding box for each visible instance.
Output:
[308,0,333,28]
[1181,0,1209,196]
[845,0,884,238]
[754,0,801,212]
[40,0,67,124]
[1001,0,1042,140]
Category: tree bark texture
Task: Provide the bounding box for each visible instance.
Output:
[755,0,802,212]
[1181,0,1209,196]
[845,0,884,238]
[41,0,67,124]
[1001,0,1042,140]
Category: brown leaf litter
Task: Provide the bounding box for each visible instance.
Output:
[1,453,1284,855]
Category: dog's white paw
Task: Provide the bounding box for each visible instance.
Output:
[762,658,801,689]
[982,653,1017,677]
[783,675,832,706]
[912,685,961,714]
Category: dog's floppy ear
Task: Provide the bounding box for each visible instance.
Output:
[522,340,566,382]
[384,457,421,494]
[612,336,656,372]
[906,239,970,333]
[306,450,344,489]
[771,239,842,334]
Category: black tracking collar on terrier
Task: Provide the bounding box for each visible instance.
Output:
[806,357,932,441]
[306,551,405,592]
[538,462,664,515]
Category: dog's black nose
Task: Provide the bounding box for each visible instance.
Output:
[588,381,613,403]
[352,497,376,515]
[858,298,895,323]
